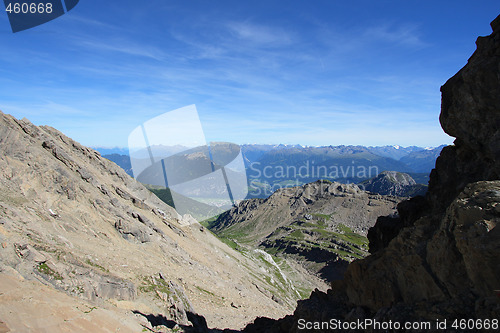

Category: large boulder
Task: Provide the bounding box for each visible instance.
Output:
[429,14,500,212]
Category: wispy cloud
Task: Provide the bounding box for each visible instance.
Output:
[363,23,428,48]
[226,21,295,47]
[311,20,428,66]
[77,38,166,60]
[1,1,465,149]
[59,14,119,31]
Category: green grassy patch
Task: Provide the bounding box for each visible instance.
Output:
[220,237,240,250]
[289,230,304,240]
[337,223,352,233]
[200,214,221,229]
[218,223,260,243]
[37,263,63,280]
[300,221,319,228]
[195,286,216,297]
[85,259,109,273]
[139,276,172,299]
[311,228,335,237]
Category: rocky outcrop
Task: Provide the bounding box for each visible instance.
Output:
[343,180,500,312]
[367,195,428,253]
[339,15,500,316]
[210,180,399,288]
[429,15,500,213]
[243,14,500,332]
[360,171,427,197]
[212,180,400,239]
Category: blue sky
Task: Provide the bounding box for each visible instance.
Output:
[1,1,499,148]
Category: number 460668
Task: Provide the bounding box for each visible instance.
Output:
[5,2,53,14]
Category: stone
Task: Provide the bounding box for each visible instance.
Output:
[77,168,92,181]
[115,187,131,200]
[338,15,500,317]
[429,13,500,212]
[14,243,47,263]
[0,320,10,333]
[114,219,152,243]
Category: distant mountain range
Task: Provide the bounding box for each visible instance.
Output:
[96,144,446,199]
[399,146,444,173]
[92,146,130,156]
[101,153,133,176]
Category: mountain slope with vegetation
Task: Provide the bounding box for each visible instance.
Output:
[208,180,399,285]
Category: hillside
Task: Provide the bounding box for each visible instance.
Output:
[208,180,399,285]
[0,111,305,331]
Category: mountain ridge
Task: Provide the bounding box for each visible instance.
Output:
[0,110,304,331]
[208,180,400,288]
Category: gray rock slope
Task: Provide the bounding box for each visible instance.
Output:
[0,111,297,331]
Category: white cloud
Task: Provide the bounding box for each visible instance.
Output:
[363,22,428,48]
[59,14,119,31]
[226,21,295,47]
[77,39,166,60]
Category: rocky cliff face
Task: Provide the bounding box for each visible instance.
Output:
[429,15,500,214]
[244,15,500,332]
[0,112,296,332]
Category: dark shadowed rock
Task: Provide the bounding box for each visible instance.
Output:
[243,14,500,332]
[429,15,500,212]
[339,13,500,319]
[367,195,428,253]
